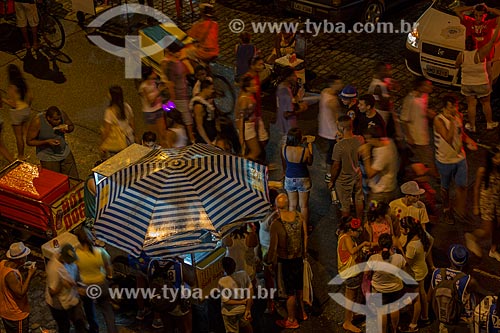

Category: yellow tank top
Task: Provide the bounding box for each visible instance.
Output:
[76,247,108,285]
[337,234,360,279]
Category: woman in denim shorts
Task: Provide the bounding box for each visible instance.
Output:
[282,128,313,230]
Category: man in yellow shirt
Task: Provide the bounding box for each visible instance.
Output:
[390,181,430,236]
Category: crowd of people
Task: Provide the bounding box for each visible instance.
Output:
[316,4,500,333]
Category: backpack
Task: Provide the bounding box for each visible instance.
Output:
[147,258,185,313]
[280,213,303,257]
[432,268,466,325]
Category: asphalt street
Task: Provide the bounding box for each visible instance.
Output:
[1,0,500,332]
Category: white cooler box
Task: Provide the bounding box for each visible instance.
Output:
[41,232,80,262]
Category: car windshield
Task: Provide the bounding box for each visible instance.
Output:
[434,0,500,14]
[433,0,463,14]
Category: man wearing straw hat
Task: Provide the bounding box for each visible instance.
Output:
[390,181,430,232]
[0,242,36,333]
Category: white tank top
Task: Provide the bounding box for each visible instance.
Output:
[318,90,339,140]
[461,50,489,85]
[434,114,465,164]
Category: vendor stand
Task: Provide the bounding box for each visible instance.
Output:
[92,144,270,300]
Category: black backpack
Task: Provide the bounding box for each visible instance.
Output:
[432,268,466,325]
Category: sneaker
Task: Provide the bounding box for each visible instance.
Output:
[465,233,482,257]
[487,122,499,130]
[136,308,151,320]
[276,319,299,329]
[489,249,500,262]
[152,319,164,329]
[324,174,331,183]
[465,123,476,133]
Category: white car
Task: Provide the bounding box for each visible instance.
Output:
[405,0,500,86]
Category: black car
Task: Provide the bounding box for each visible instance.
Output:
[275,0,410,23]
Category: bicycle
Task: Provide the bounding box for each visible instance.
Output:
[0,0,65,51]
[37,0,65,50]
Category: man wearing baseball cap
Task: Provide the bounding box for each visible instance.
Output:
[339,85,360,134]
[0,242,36,333]
[46,243,87,333]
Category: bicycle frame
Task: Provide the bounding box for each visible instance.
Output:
[37,0,65,49]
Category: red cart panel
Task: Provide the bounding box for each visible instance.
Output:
[0,0,15,15]
[0,162,70,233]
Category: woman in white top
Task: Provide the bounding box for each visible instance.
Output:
[2,65,32,160]
[318,75,343,182]
[455,20,500,133]
[400,216,431,332]
[101,86,135,156]
[366,233,406,333]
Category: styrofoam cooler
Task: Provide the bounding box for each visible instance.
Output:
[474,296,496,333]
[41,231,80,262]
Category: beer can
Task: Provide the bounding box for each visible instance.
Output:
[331,188,339,204]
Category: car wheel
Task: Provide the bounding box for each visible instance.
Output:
[363,1,384,24]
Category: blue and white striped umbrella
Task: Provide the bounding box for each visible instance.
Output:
[94,144,270,258]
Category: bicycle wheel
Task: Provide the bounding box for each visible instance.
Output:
[212,74,235,118]
[39,15,65,50]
